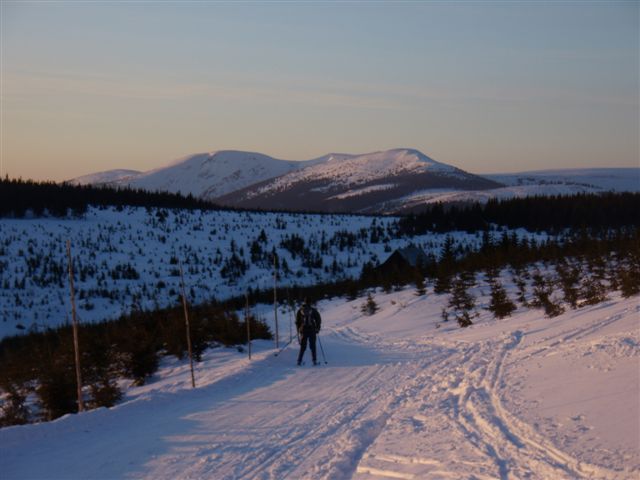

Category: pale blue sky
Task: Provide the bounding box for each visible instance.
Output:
[1,1,638,181]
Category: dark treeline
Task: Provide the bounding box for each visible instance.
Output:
[0,300,270,426]
[0,177,220,217]
[0,177,376,219]
[397,193,640,234]
[4,177,639,233]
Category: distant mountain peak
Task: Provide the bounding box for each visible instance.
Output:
[214,148,501,212]
[68,147,504,213]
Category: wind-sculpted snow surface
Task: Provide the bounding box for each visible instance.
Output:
[1,288,638,479]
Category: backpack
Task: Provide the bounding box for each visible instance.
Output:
[302,307,315,329]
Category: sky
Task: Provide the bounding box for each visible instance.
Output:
[1,1,638,182]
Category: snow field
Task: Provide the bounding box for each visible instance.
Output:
[0,205,550,339]
[1,282,638,479]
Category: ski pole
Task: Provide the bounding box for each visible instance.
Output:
[274,337,294,357]
[317,334,328,364]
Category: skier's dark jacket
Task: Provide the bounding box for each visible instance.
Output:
[295,304,321,335]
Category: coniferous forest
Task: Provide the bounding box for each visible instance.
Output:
[0,177,220,218]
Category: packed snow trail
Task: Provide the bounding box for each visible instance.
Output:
[1,329,449,480]
[1,293,638,479]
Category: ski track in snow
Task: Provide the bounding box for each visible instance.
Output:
[1,295,638,479]
[353,304,637,480]
[127,327,451,480]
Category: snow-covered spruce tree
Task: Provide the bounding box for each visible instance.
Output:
[587,253,608,283]
[556,260,581,309]
[483,265,500,285]
[88,378,122,409]
[607,255,621,292]
[83,334,123,409]
[361,292,379,316]
[511,266,529,307]
[116,322,159,386]
[579,274,608,306]
[531,271,564,318]
[619,263,640,298]
[487,280,516,319]
[456,310,473,328]
[433,265,452,294]
[433,236,455,294]
[448,271,476,327]
[220,253,247,280]
[36,365,79,421]
[249,239,264,264]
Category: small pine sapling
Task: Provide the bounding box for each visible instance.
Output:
[619,266,640,298]
[487,280,516,319]
[580,275,608,306]
[556,261,581,309]
[448,272,477,327]
[361,292,379,316]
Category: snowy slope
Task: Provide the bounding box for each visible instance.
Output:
[68,169,142,186]
[487,168,640,193]
[247,148,462,194]
[2,286,638,479]
[390,183,603,212]
[215,149,501,212]
[4,206,554,338]
[114,151,310,199]
[387,168,640,213]
[67,151,315,199]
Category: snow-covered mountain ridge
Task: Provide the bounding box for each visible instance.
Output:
[70,169,141,186]
[70,149,639,213]
[68,148,502,212]
[247,148,460,195]
[214,148,501,212]
[70,150,314,199]
[487,167,640,193]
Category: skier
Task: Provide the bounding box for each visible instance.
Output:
[295,298,321,366]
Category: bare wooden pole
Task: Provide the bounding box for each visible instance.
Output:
[273,253,279,349]
[245,291,251,360]
[179,259,196,389]
[287,289,293,343]
[66,240,84,413]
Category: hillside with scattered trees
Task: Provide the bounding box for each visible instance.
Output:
[0,183,638,425]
